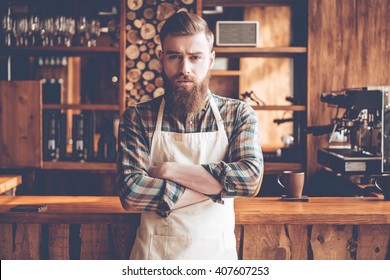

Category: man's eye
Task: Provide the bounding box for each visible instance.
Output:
[190,56,201,60]
[168,55,181,60]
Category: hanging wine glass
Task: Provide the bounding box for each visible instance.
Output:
[87,18,100,47]
[41,17,54,46]
[28,15,40,46]
[76,16,88,46]
[64,17,75,47]
[107,18,119,47]
[1,14,15,46]
[54,15,66,46]
[13,17,28,46]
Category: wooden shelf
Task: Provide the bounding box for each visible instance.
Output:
[210,70,241,76]
[43,104,120,111]
[0,46,120,56]
[214,47,307,57]
[43,161,116,171]
[252,105,306,111]
[203,0,293,7]
[264,162,304,174]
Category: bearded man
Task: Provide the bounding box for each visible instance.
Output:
[117,11,263,260]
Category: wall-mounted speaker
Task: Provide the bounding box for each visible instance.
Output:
[216,21,259,47]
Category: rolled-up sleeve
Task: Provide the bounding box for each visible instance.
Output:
[117,107,185,214]
[202,103,263,197]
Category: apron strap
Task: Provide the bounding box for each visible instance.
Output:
[209,96,225,132]
[155,98,165,132]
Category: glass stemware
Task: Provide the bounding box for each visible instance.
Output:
[64,17,75,47]
[1,14,14,47]
[28,15,40,46]
[13,17,28,46]
[87,18,100,47]
[76,16,88,46]
[54,16,64,46]
[107,18,119,47]
[40,17,50,46]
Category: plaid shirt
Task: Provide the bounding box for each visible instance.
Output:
[117,93,263,216]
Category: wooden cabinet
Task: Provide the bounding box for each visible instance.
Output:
[200,0,308,174]
[0,0,126,172]
[0,81,42,167]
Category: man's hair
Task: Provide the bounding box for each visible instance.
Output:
[159,11,214,51]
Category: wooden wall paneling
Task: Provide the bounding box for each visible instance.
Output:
[241,6,293,149]
[310,225,353,259]
[0,224,15,259]
[356,225,390,260]
[307,0,390,176]
[80,224,111,260]
[242,225,292,260]
[48,224,70,260]
[110,223,137,260]
[0,81,42,168]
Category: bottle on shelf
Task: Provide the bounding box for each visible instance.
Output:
[97,116,116,162]
[72,111,95,162]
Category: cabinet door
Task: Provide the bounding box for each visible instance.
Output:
[0,81,42,168]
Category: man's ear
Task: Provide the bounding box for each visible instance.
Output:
[158,50,163,62]
[209,51,215,70]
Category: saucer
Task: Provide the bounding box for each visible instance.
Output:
[281,195,309,202]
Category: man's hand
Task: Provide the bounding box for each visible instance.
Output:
[148,163,169,179]
[149,162,213,210]
[148,162,223,195]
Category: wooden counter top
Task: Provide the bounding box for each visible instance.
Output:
[0,175,22,195]
[0,196,389,225]
[1,196,389,260]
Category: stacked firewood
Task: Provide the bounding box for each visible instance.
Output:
[126,0,196,106]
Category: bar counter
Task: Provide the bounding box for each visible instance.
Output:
[0,196,389,260]
[0,175,22,195]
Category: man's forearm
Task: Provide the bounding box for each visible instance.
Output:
[171,188,209,210]
[149,162,223,195]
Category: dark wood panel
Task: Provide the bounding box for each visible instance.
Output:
[286,225,308,259]
[80,224,111,260]
[48,224,70,260]
[310,225,354,259]
[357,225,390,260]
[110,224,137,260]
[307,0,390,176]
[13,224,41,260]
[242,225,292,259]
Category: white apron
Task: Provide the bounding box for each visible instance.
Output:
[130,96,237,260]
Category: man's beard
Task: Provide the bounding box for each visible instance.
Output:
[162,72,210,115]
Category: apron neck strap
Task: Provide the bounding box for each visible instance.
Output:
[156,98,165,132]
[209,96,225,132]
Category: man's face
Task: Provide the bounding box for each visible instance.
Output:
[159,32,215,114]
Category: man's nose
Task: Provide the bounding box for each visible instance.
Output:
[179,58,191,74]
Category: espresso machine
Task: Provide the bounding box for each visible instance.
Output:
[307,86,390,193]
